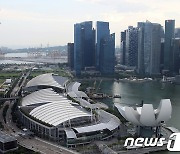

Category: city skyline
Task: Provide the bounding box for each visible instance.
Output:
[0,0,180,49]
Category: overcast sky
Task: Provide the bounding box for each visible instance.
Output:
[0,0,180,49]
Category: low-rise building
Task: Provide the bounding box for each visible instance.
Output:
[0,131,18,153]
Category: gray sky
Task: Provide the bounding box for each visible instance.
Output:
[0,0,180,49]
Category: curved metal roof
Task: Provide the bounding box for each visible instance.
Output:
[67,82,106,109]
[67,82,88,98]
[22,87,92,127]
[115,99,172,127]
[22,88,68,106]
[30,101,91,126]
[74,110,120,133]
[26,73,68,89]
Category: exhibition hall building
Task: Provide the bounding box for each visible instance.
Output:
[19,73,120,146]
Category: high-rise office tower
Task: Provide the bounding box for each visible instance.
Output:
[172,38,180,74]
[138,21,161,75]
[137,22,145,75]
[96,21,110,70]
[120,31,126,65]
[74,21,95,75]
[164,20,175,72]
[74,23,84,75]
[92,28,96,67]
[175,28,180,38]
[160,26,165,39]
[125,26,138,67]
[67,43,74,70]
[160,26,165,72]
[160,40,165,71]
[74,21,114,75]
[96,21,115,74]
[99,33,115,74]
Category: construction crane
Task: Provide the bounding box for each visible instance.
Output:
[93,80,96,89]
[95,79,102,93]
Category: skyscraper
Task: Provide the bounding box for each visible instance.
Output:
[74,21,114,75]
[81,21,95,67]
[160,40,165,71]
[120,31,126,65]
[125,26,138,67]
[96,21,115,74]
[74,21,95,75]
[74,23,84,75]
[99,33,115,74]
[164,20,175,72]
[172,38,180,74]
[67,43,74,70]
[175,28,180,38]
[138,21,161,75]
[96,21,110,70]
[137,22,145,75]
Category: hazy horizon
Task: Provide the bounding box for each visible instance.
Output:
[0,0,180,49]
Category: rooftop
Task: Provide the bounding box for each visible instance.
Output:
[0,131,17,143]
[26,73,68,89]
[21,88,92,127]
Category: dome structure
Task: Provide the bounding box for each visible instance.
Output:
[26,73,68,90]
[115,99,172,127]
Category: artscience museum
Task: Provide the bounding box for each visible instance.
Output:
[115,99,172,137]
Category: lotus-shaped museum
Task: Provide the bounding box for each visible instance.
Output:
[115,99,172,127]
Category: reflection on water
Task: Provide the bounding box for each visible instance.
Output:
[98,80,180,129]
[97,80,180,154]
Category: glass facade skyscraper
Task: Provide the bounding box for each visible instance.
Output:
[175,28,180,38]
[172,38,180,74]
[164,20,175,72]
[125,26,138,67]
[99,33,115,74]
[74,23,84,75]
[96,21,115,74]
[73,21,115,75]
[138,21,161,75]
[81,21,95,67]
[67,43,74,70]
[120,31,126,65]
[96,21,110,70]
[74,21,95,75]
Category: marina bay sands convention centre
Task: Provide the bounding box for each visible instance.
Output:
[18,73,172,147]
[19,73,120,147]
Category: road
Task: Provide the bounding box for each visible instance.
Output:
[1,69,78,154]
[0,81,5,88]
[18,137,77,154]
[117,145,167,154]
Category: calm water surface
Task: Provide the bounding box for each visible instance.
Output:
[96,80,180,154]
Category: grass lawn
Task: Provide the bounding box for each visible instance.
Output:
[0,72,21,78]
